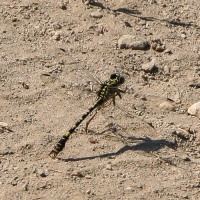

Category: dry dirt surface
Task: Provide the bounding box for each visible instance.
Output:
[1,0,200,199]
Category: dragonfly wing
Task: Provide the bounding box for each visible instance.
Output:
[76,70,103,95]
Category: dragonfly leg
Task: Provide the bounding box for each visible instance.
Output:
[112,95,116,106]
[116,91,122,99]
[118,87,127,93]
[85,109,98,134]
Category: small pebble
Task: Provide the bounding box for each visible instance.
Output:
[22,82,29,89]
[188,102,200,116]
[159,101,175,111]
[51,31,63,41]
[0,122,8,128]
[181,34,186,39]
[36,181,48,189]
[23,182,29,191]
[141,58,157,73]
[164,48,172,54]
[156,45,165,52]
[118,35,149,50]
[11,181,17,186]
[90,11,103,18]
[85,175,92,179]
[37,169,47,177]
[125,186,134,192]
[71,171,83,177]
[182,156,191,161]
[53,23,62,30]
[172,129,189,140]
[163,65,170,74]
[171,65,180,72]
[151,38,165,52]
[58,2,67,10]
[106,164,112,170]
[12,18,17,22]
[86,189,91,194]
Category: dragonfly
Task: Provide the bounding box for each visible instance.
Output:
[49,73,126,159]
[48,68,184,159]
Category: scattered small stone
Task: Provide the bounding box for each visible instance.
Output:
[11,177,18,186]
[188,102,200,116]
[151,42,157,50]
[122,174,126,178]
[11,180,17,186]
[90,11,103,18]
[3,161,10,170]
[22,82,29,89]
[53,23,62,30]
[0,122,8,128]
[159,101,175,111]
[12,18,18,22]
[181,34,187,39]
[85,175,92,179]
[51,31,63,41]
[124,21,132,27]
[163,65,170,75]
[118,35,149,50]
[94,31,100,36]
[58,1,68,10]
[106,164,112,170]
[156,46,165,52]
[182,156,191,161]
[172,128,189,140]
[23,182,29,191]
[140,95,147,101]
[36,181,48,190]
[125,186,134,192]
[40,74,56,84]
[86,189,91,194]
[164,48,172,54]
[37,169,47,177]
[151,38,165,52]
[71,171,83,177]
[171,65,180,72]
[141,58,157,73]
[173,92,181,103]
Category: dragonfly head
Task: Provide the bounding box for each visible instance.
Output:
[110,73,125,85]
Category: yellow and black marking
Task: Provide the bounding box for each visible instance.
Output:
[49,73,125,159]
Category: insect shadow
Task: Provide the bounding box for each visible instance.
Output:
[87,1,141,15]
[113,8,141,15]
[89,1,198,28]
[59,134,177,162]
[137,16,196,27]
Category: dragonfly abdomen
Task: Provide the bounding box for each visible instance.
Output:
[49,73,125,159]
[49,98,104,159]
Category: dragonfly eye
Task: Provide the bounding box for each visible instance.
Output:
[110,73,125,84]
[110,73,118,79]
[118,75,125,84]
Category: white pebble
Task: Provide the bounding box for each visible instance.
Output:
[188,102,200,116]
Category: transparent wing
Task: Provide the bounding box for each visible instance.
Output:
[75,69,103,96]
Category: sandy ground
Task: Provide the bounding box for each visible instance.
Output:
[0,0,200,199]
